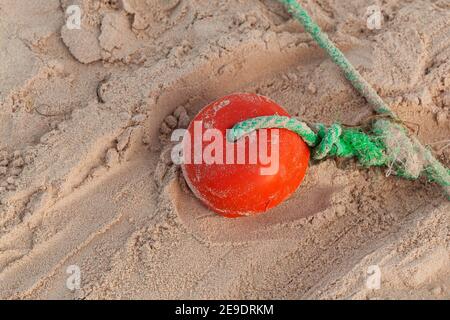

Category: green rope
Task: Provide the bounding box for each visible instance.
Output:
[227,116,450,190]
[227,0,450,197]
[227,116,387,166]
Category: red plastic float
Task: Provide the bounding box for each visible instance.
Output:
[181,93,310,218]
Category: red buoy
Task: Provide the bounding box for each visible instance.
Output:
[181,93,310,218]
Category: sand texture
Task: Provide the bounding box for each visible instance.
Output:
[0,0,449,299]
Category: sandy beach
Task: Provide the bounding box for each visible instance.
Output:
[0,0,449,299]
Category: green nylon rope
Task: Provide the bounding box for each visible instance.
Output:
[227,116,387,166]
[227,116,450,189]
[228,0,450,197]
[279,0,395,118]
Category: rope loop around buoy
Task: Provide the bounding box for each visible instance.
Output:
[227,116,450,193]
[256,0,450,198]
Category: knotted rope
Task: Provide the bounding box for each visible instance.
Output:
[227,117,450,190]
[228,0,450,197]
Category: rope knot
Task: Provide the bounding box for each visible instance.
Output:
[312,123,343,160]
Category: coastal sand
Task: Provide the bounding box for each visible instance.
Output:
[0,0,449,299]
